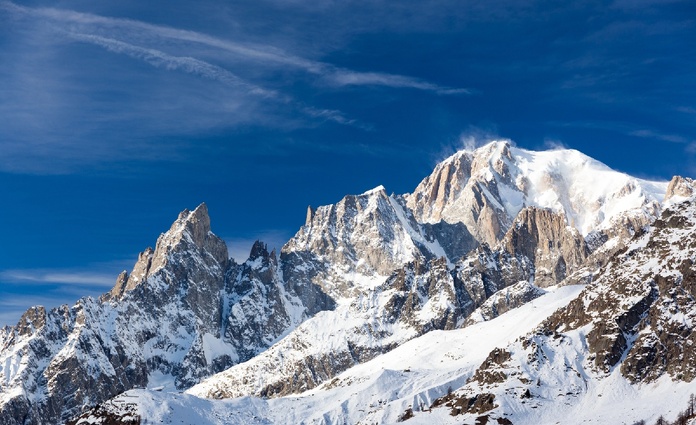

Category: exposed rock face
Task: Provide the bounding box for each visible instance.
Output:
[406,141,665,247]
[538,194,696,381]
[0,204,308,425]
[189,255,455,400]
[448,185,696,420]
[190,253,485,400]
[665,175,695,202]
[66,400,139,425]
[465,282,546,325]
[281,186,477,300]
[123,247,153,294]
[286,186,410,278]
[106,205,227,303]
[107,269,130,300]
[222,241,306,362]
[501,207,588,287]
[406,142,514,245]
[148,204,229,278]
[189,207,590,401]
[432,391,499,417]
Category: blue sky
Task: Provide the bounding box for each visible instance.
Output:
[1,0,695,326]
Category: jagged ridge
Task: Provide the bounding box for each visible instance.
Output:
[0,141,677,425]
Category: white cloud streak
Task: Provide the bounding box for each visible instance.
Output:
[0,269,117,286]
[630,129,691,144]
[1,1,323,71]
[301,106,362,127]
[0,268,119,326]
[1,1,468,96]
[330,71,470,94]
[69,33,278,98]
[0,0,471,174]
[68,36,367,127]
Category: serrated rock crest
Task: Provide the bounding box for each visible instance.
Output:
[1,142,681,425]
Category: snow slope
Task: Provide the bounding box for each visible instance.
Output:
[72,285,584,425]
[82,277,696,424]
[432,180,696,425]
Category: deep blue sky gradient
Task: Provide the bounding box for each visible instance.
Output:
[1,0,695,326]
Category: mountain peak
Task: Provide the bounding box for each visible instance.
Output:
[407,142,667,245]
[360,185,387,196]
[664,175,695,203]
[6,146,693,425]
[175,202,212,239]
[463,140,511,154]
[105,204,227,300]
[248,240,270,261]
[151,202,227,271]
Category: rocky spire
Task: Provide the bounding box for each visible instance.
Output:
[105,203,228,300]
[664,175,695,202]
[0,204,240,425]
[305,205,316,226]
[248,240,269,261]
[126,247,154,290]
[105,270,130,301]
[149,203,227,272]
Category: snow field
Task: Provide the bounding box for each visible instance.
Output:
[117,285,584,424]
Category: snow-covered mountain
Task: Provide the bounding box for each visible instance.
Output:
[1,141,683,425]
[0,205,313,424]
[407,141,665,245]
[423,175,696,425]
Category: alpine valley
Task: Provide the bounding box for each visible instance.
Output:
[2,141,695,425]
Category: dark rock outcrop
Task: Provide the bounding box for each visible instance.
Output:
[450,184,696,420]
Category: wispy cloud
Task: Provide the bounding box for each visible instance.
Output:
[0,267,124,327]
[549,121,695,149]
[326,70,470,94]
[540,138,569,150]
[0,0,470,174]
[0,269,117,286]
[458,126,505,152]
[69,33,277,98]
[1,1,468,96]
[676,106,696,115]
[630,129,691,144]
[301,106,371,128]
[0,1,325,71]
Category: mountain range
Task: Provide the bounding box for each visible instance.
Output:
[2,141,693,425]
